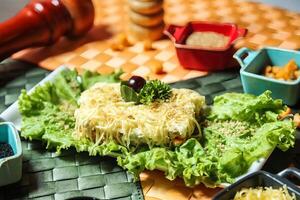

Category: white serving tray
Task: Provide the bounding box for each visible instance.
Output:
[0,66,270,188]
[0,66,67,129]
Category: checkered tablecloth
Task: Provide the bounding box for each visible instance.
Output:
[12,0,300,83]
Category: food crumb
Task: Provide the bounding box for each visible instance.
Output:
[263,60,299,81]
[110,42,124,51]
[293,113,300,128]
[146,59,164,74]
[278,107,292,120]
[110,33,133,51]
[143,40,154,51]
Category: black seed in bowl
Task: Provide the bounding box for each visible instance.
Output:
[0,142,14,159]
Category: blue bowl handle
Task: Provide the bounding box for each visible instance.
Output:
[233,47,256,68]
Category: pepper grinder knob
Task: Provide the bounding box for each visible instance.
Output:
[0,0,95,60]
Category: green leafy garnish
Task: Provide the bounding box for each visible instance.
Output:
[120,82,140,103]
[81,70,123,90]
[139,80,172,104]
[120,79,172,104]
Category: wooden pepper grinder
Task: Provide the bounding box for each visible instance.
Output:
[0,0,95,60]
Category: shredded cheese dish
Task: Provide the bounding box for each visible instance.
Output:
[233,186,296,200]
[74,83,205,147]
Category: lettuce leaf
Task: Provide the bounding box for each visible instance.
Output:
[18,70,295,187]
[19,69,122,151]
[208,91,285,125]
[81,70,123,89]
[114,119,295,187]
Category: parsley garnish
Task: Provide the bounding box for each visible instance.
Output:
[139,80,171,104]
[120,79,172,104]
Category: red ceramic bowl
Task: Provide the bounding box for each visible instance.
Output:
[164,21,247,71]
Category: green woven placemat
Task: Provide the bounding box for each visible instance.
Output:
[0,65,144,200]
[170,71,243,105]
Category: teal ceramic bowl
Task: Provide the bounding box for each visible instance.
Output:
[234,47,300,106]
[0,122,22,186]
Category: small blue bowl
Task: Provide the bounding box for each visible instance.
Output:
[0,122,22,186]
[234,47,300,106]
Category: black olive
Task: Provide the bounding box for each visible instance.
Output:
[127,76,146,92]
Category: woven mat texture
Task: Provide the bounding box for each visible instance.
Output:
[0,66,144,200]
[12,0,300,82]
